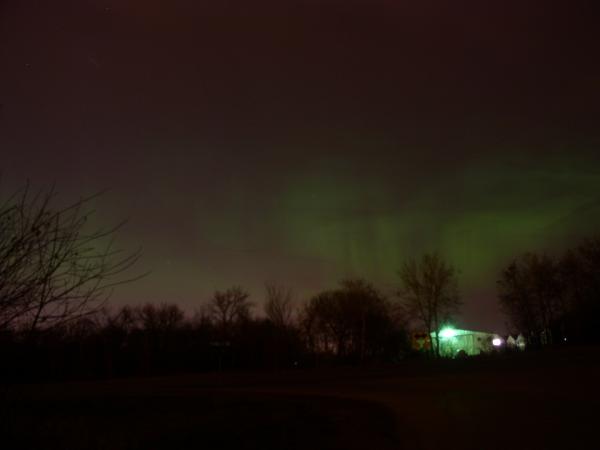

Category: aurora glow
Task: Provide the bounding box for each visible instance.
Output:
[2,1,599,331]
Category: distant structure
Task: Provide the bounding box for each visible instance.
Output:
[506,334,527,351]
[412,327,526,357]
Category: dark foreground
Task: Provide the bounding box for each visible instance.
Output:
[3,347,600,450]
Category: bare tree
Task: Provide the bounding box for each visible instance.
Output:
[0,184,141,334]
[264,283,295,328]
[301,279,400,361]
[207,286,252,333]
[499,252,571,346]
[137,303,185,334]
[397,253,461,357]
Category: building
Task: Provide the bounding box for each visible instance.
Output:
[427,327,506,357]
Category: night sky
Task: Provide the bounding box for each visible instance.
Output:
[2,1,600,330]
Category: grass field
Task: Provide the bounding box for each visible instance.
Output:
[3,347,600,449]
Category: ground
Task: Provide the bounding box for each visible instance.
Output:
[3,347,599,449]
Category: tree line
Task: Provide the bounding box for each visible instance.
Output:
[0,185,466,381]
[1,260,463,381]
[498,239,600,346]
[1,280,410,381]
[3,184,598,381]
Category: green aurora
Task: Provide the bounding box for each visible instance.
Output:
[3,1,600,331]
[104,149,600,331]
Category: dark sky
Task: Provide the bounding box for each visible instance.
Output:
[2,1,600,330]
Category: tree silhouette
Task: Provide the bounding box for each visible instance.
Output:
[499,239,600,345]
[207,286,252,336]
[397,253,461,358]
[264,283,295,328]
[302,279,402,362]
[0,184,141,334]
[498,253,562,345]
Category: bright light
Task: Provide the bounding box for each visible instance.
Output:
[492,338,502,347]
[439,327,457,339]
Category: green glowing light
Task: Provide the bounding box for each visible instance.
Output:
[439,327,457,339]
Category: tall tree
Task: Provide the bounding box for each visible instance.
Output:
[264,283,295,328]
[570,239,600,342]
[498,253,563,345]
[302,279,401,361]
[397,253,461,357]
[207,286,252,335]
